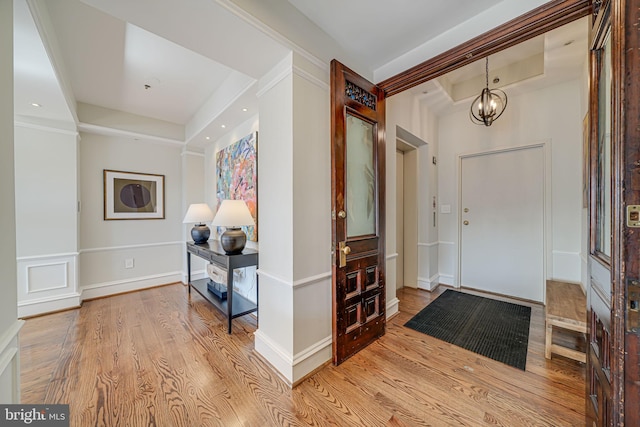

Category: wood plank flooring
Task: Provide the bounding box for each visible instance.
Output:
[20,284,586,426]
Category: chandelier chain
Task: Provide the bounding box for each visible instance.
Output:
[485,57,489,88]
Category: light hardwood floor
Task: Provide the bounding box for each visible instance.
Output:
[20,284,586,426]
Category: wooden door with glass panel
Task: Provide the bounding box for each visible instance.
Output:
[586,4,613,423]
[586,0,640,424]
[331,60,386,365]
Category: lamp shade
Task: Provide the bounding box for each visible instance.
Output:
[182,203,214,224]
[212,200,255,227]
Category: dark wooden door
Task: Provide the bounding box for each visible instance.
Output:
[586,2,613,424]
[330,60,386,365]
[587,0,640,425]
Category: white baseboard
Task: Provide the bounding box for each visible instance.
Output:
[254,329,294,383]
[292,336,332,384]
[387,297,400,318]
[254,330,333,386]
[417,274,440,291]
[82,272,182,300]
[439,274,454,286]
[17,293,81,318]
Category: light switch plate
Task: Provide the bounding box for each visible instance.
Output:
[627,205,640,227]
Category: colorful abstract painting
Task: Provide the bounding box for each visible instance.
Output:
[216,132,258,241]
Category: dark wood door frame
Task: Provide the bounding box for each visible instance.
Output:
[616,1,640,425]
[378,0,591,96]
[377,0,638,425]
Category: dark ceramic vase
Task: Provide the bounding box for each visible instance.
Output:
[220,227,246,254]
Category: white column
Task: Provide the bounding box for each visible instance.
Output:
[0,0,23,403]
[254,53,332,384]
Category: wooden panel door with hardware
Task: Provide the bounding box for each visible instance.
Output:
[331,60,386,365]
[587,0,640,425]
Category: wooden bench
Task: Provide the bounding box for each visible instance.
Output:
[545,281,587,363]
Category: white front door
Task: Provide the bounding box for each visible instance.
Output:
[460,145,544,302]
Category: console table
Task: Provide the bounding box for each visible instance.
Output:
[186,240,258,334]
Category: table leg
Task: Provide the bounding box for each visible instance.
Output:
[227,267,233,334]
[187,251,191,295]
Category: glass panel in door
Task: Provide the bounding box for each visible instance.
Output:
[595,33,612,259]
[346,113,376,237]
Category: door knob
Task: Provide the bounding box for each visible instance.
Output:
[338,210,347,219]
[342,245,351,255]
[463,220,469,225]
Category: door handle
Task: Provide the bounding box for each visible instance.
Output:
[339,241,351,267]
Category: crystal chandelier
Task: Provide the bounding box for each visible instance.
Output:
[470,57,508,126]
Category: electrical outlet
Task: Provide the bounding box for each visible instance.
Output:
[125,258,134,269]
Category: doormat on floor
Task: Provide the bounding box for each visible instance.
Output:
[404,289,531,370]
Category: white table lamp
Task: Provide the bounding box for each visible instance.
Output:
[212,200,255,254]
[183,203,214,244]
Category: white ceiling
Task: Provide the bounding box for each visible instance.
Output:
[13,0,588,148]
[286,0,503,71]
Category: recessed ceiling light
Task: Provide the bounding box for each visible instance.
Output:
[31,103,41,107]
[205,136,210,140]
[221,125,226,128]
[242,108,248,112]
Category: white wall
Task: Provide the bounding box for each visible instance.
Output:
[181,149,207,282]
[1,0,23,403]
[437,78,584,286]
[79,133,184,299]
[14,125,78,257]
[14,124,81,317]
[204,116,259,302]
[386,92,439,293]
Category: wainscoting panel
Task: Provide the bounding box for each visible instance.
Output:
[26,261,68,293]
[17,253,80,318]
[0,320,24,403]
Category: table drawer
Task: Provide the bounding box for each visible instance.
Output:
[195,248,226,267]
